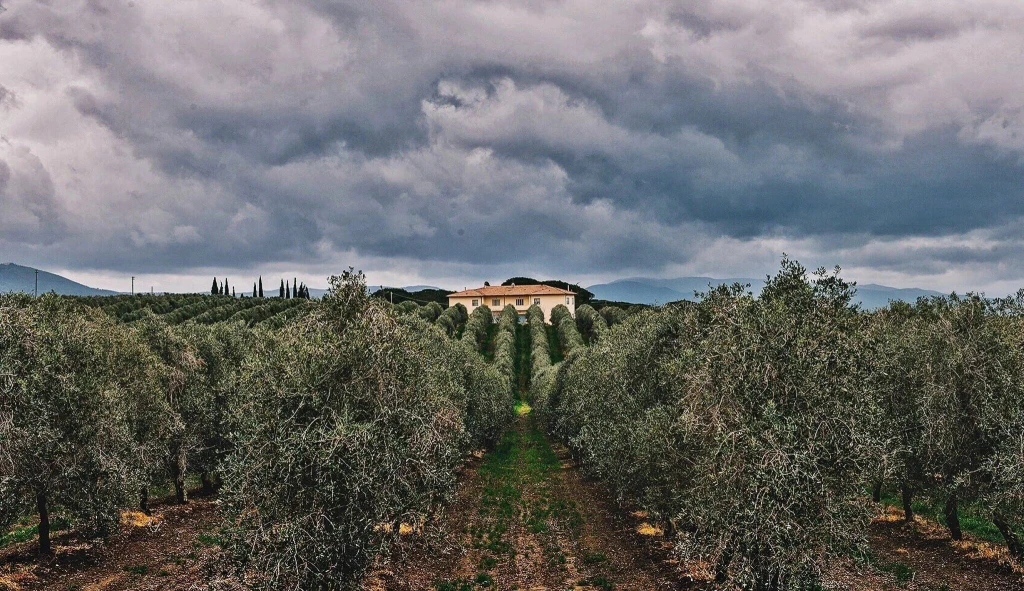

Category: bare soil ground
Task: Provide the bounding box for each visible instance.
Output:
[362,413,680,591]
[2,455,1021,591]
[827,508,1024,591]
[0,493,234,591]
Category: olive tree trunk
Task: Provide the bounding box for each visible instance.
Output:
[140,486,150,515]
[200,471,215,496]
[36,491,51,555]
[993,512,1023,562]
[943,493,961,540]
[900,484,914,522]
[170,452,188,505]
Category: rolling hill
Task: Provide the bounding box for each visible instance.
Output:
[0,263,119,296]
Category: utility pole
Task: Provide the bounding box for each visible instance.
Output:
[131,276,135,295]
[34,269,38,297]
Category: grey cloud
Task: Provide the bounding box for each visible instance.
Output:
[0,147,65,244]
[1,0,1023,291]
[861,14,970,42]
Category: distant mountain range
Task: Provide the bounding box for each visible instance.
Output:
[0,263,119,296]
[586,277,945,309]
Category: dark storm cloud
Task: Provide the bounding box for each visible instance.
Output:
[1,0,1024,291]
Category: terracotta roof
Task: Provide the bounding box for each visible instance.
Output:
[449,285,576,298]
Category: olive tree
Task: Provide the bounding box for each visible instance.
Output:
[553,261,874,590]
[220,270,480,589]
[0,295,144,554]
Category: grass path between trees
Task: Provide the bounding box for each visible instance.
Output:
[362,403,679,591]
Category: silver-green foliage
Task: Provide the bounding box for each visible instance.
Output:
[418,301,444,322]
[0,295,150,552]
[492,305,518,391]
[435,303,468,338]
[598,305,627,327]
[553,261,872,590]
[460,305,493,354]
[866,295,1024,550]
[574,304,606,344]
[527,305,556,417]
[551,304,584,356]
[219,271,512,589]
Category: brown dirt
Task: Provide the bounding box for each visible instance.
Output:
[2,471,1020,591]
[0,493,238,591]
[362,416,681,591]
[827,507,1024,591]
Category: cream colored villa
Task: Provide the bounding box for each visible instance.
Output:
[448,285,575,322]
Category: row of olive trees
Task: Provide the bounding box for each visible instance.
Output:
[548,259,1024,590]
[550,304,584,357]
[574,304,607,345]
[2,277,518,588]
[460,304,493,355]
[528,304,584,423]
[0,294,246,554]
[527,305,557,414]
[492,305,518,392]
[865,295,1024,558]
[436,302,469,337]
[218,271,515,589]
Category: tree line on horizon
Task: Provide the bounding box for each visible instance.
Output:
[210,276,311,299]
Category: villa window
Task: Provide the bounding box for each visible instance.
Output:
[566,296,571,305]
[534,298,541,305]
[472,299,479,307]
[516,298,524,306]
[492,298,501,307]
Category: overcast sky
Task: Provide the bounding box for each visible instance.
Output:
[2,0,1023,293]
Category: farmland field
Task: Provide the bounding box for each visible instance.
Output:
[2,262,1023,590]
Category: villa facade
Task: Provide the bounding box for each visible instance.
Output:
[447,285,576,322]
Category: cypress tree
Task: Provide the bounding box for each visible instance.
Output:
[258,276,264,298]
[232,287,236,298]
[280,280,285,298]
[253,282,257,298]
[211,277,218,295]
[224,278,229,296]
[286,283,291,299]
[293,278,298,300]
